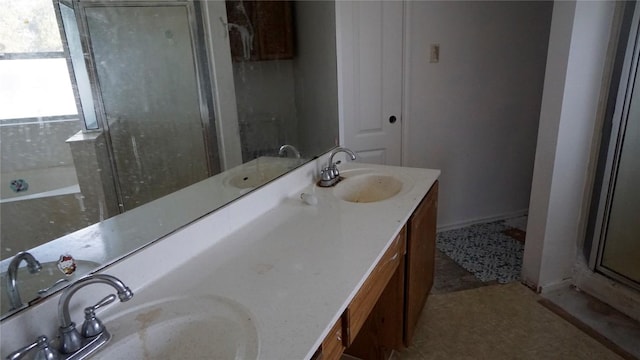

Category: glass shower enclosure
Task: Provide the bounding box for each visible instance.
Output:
[57,0,220,212]
[589,2,640,291]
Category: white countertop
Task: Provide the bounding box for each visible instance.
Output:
[106,163,439,359]
[0,160,439,359]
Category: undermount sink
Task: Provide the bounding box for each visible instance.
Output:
[0,259,100,314]
[334,171,410,203]
[98,295,258,360]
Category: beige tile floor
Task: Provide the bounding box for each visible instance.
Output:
[413,220,639,360]
[394,283,625,360]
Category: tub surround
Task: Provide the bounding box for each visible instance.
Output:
[0,165,80,203]
[0,153,440,360]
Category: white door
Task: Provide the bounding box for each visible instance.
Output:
[336,1,403,165]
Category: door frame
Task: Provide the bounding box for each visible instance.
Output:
[588,1,640,291]
[335,1,404,166]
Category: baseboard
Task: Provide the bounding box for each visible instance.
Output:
[437,209,529,232]
[538,278,574,295]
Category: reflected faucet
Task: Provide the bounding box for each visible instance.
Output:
[278,144,301,159]
[6,251,42,310]
[319,147,357,187]
[58,274,133,355]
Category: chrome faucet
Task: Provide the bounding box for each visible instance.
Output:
[278,144,301,159]
[6,251,42,310]
[318,147,357,187]
[57,274,133,356]
[5,274,133,360]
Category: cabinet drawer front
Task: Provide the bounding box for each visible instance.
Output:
[346,230,403,345]
[322,315,346,360]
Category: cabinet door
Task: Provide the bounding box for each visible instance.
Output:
[225,0,257,61]
[404,181,438,346]
[225,0,293,61]
[255,1,294,60]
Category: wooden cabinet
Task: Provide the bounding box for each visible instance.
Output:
[345,229,404,345]
[404,181,438,346]
[345,228,406,360]
[315,229,404,360]
[320,316,347,360]
[225,0,294,61]
[317,181,438,359]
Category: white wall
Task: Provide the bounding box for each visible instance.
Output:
[233,60,298,160]
[230,1,339,161]
[522,1,616,290]
[294,1,339,158]
[403,1,552,228]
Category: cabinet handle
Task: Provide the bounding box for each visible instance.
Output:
[389,115,397,124]
[381,252,400,267]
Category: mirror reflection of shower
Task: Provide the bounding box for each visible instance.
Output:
[1,1,223,260]
[0,0,339,264]
[1,0,339,320]
[75,2,222,212]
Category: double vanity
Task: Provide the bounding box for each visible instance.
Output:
[0,153,440,360]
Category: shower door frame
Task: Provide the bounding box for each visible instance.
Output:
[589,1,640,291]
[64,0,221,213]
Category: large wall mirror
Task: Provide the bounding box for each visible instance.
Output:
[0,0,338,319]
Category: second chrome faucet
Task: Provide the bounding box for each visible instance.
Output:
[5,251,42,311]
[58,274,134,356]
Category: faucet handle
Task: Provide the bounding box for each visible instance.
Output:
[321,167,333,181]
[86,294,117,311]
[38,278,70,296]
[330,165,340,178]
[6,335,59,360]
[81,294,116,338]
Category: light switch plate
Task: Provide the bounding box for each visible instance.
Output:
[430,44,440,63]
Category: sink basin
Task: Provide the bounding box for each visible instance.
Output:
[334,172,407,203]
[98,295,258,360]
[1,259,100,314]
[224,163,290,190]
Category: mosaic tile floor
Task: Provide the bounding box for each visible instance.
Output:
[436,216,527,284]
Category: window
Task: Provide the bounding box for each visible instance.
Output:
[0,0,79,126]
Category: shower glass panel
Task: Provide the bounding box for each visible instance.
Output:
[83,4,218,211]
[590,3,640,291]
[600,74,640,284]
